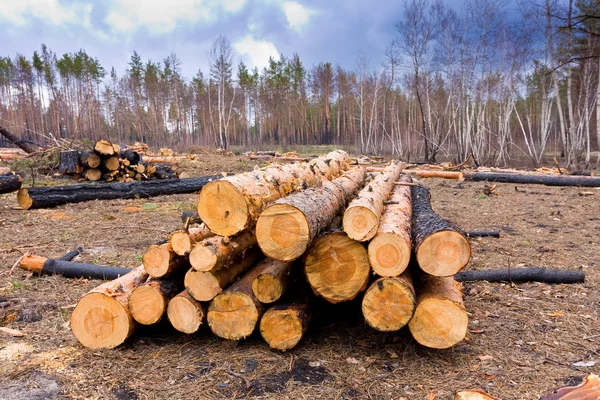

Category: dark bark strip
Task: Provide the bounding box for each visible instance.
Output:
[455,268,584,284]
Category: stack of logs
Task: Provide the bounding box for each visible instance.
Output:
[71,150,472,351]
[61,139,178,182]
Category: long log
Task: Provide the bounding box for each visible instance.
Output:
[17,176,218,209]
[454,268,585,284]
[259,294,312,351]
[198,150,350,236]
[71,265,148,349]
[304,231,370,304]
[408,275,468,349]
[19,253,132,280]
[368,175,412,277]
[464,171,600,187]
[343,162,403,241]
[361,271,416,332]
[0,172,22,194]
[411,184,471,276]
[0,125,40,153]
[128,277,184,325]
[403,170,464,180]
[143,243,189,278]
[189,229,257,271]
[256,167,366,261]
[167,290,207,334]
[466,229,500,238]
[251,260,293,304]
[169,224,214,256]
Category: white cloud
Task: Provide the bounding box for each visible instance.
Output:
[281,1,311,31]
[233,35,279,70]
[0,0,92,28]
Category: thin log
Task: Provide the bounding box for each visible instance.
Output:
[167,290,207,334]
[189,229,257,271]
[169,224,214,256]
[466,229,501,238]
[128,277,183,325]
[251,260,293,304]
[70,265,148,349]
[17,176,218,209]
[454,268,584,284]
[0,125,40,153]
[0,172,22,194]
[143,243,189,278]
[19,253,132,279]
[464,171,600,187]
[403,170,464,180]
[256,167,366,261]
[259,294,312,351]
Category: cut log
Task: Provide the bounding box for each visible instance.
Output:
[94,139,114,155]
[539,373,600,400]
[404,170,464,180]
[102,156,120,171]
[256,167,366,261]
[368,175,412,277]
[169,224,214,256]
[251,260,292,304]
[454,389,502,400]
[411,185,471,276]
[19,253,132,280]
[70,265,148,349]
[184,247,261,301]
[408,275,468,349]
[0,125,40,153]
[58,151,81,175]
[84,168,102,181]
[143,243,189,278]
[361,271,416,332]
[189,229,257,271]
[167,290,207,334]
[343,162,403,241]
[466,229,500,238]
[79,152,101,169]
[454,268,584,284]
[207,259,272,340]
[17,176,218,209]
[260,295,312,351]
[464,171,600,187]
[0,172,22,194]
[198,150,350,236]
[120,149,141,165]
[128,277,183,325]
[304,231,370,304]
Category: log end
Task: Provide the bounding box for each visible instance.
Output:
[128,285,166,325]
[94,140,114,155]
[259,307,303,351]
[88,153,101,169]
[167,294,204,334]
[17,188,33,210]
[416,230,471,276]
[170,231,192,256]
[85,168,102,181]
[189,245,218,271]
[252,273,284,304]
[207,292,259,340]
[362,277,415,332]
[256,203,310,262]
[18,254,46,274]
[368,233,411,277]
[198,180,249,237]
[142,244,171,277]
[343,206,379,242]
[71,292,132,349]
[408,297,468,349]
[184,269,222,302]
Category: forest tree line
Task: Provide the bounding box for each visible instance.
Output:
[0,0,598,168]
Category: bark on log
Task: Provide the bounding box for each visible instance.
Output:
[408,275,468,349]
[343,162,403,241]
[167,290,207,334]
[184,247,261,301]
[404,170,464,180]
[304,231,370,304]
[189,229,257,271]
[539,373,600,400]
[58,151,81,175]
[120,149,141,165]
[466,229,501,238]
[17,176,218,209]
[198,150,350,236]
[169,224,214,256]
[207,259,271,340]
[251,260,293,304]
[256,167,366,261]
[143,243,189,278]
[70,265,148,349]
[411,184,471,276]
[259,294,312,351]
[19,253,132,279]
[128,277,183,325]
[94,139,114,155]
[0,172,22,194]
[454,268,584,284]
[0,125,40,153]
[361,271,416,332]
[464,171,600,187]
[79,152,101,169]
[454,389,502,400]
[368,175,412,277]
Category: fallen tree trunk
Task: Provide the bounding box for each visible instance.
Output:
[17,175,218,209]
[167,290,207,334]
[454,268,584,284]
[260,294,312,351]
[256,167,365,261]
[19,253,132,280]
[412,185,471,276]
[128,277,184,325]
[464,171,600,187]
[143,243,189,278]
[71,265,148,349]
[466,229,500,238]
[251,260,293,304]
[361,271,416,332]
[404,170,464,180]
[408,275,468,349]
[0,125,40,153]
[304,231,370,304]
[198,150,350,236]
[189,229,257,271]
[368,175,412,277]
[0,172,22,194]
[169,224,214,256]
[343,162,403,241]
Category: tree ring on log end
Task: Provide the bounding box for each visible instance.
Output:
[343,206,379,241]
[17,188,33,210]
[362,278,415,331]
[368,233,411,277]
[71,292,130,349]
[256,204,309,261]
[129,285,166,325]
[142,245,171,277]
[198,181,248,237]
[167,296,202,334]
[184,269,221,301]
[189,245,218,271]
[416,230,471,276]
[252,273,283,304]
[260,309,303,350]
[170,231,192,256]
[207,292,259,340]
[408,298,468,349]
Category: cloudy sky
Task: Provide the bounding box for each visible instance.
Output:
[1,0,409,79]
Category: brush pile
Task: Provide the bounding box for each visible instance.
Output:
[70,149,473,351]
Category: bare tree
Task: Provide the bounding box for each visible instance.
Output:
[209,35,236,149]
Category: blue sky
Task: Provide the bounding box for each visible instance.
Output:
[1,0,407,79]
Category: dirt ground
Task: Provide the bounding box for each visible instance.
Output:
[0,153,599,399]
